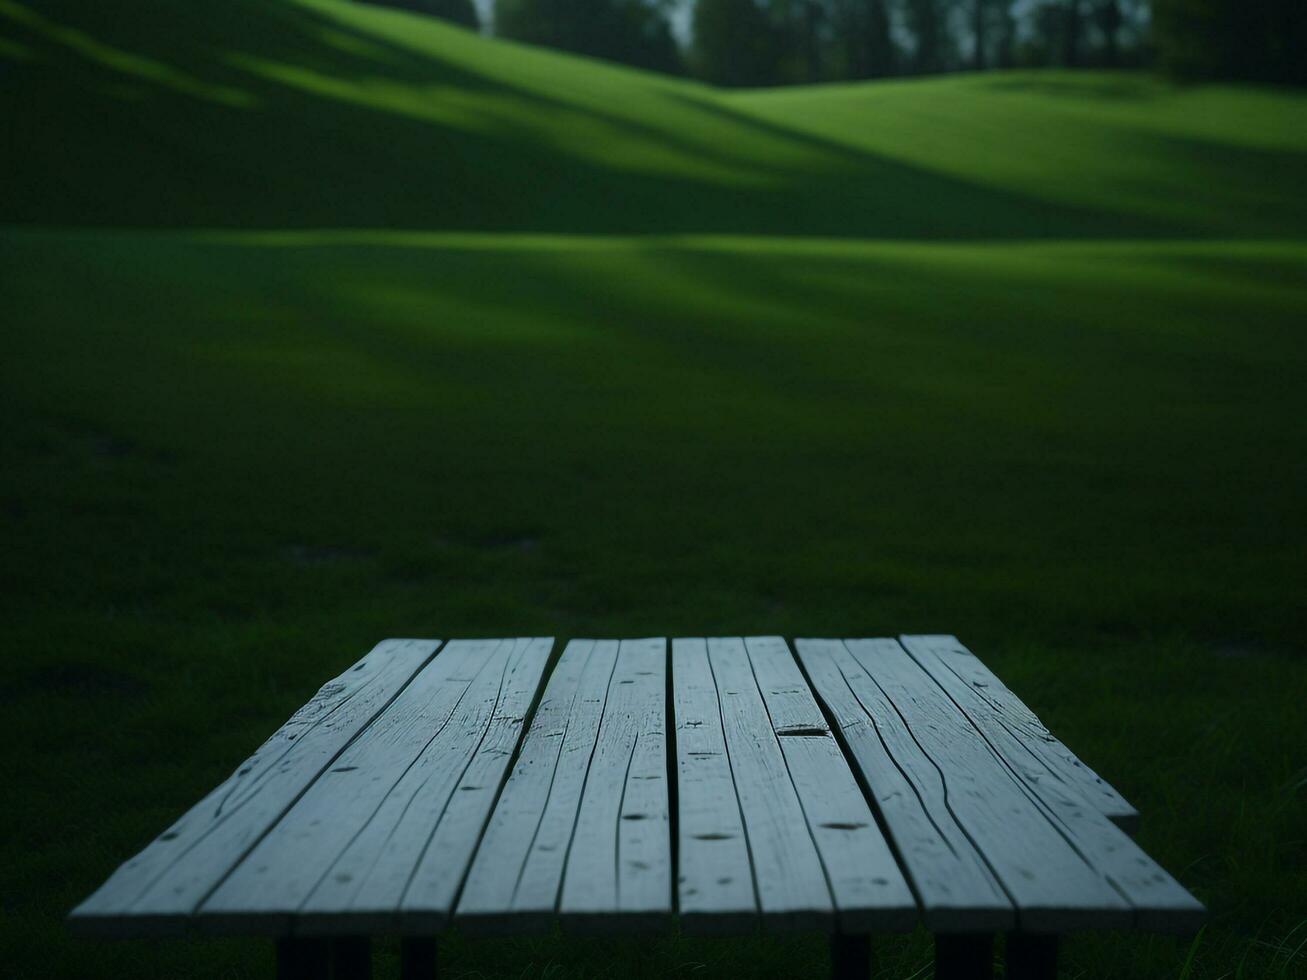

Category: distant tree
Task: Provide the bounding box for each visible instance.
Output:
[971,0,987,69]
[495,0,682,74]
[904,0,946,73]
[994,0,1018,67]
[794,0,828,82]
[756,0,827,83]
[359,0,480,28]
[1017,1,1056,65]
[1094,1,1123,65]
[837,0,895,78]
[1154,0,1306,85]
[691,0,781,85]
[1062,0,1085,65]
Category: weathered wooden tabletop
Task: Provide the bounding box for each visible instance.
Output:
[70,635,1203,947]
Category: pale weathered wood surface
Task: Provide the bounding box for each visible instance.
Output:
[199,638,552,934]
[897,635,1202,932]
[456,639,618,934]
[798,638,1204,933]
[898,635,1140,833]
[397,638,547,931]
[745,637,916,933]
[678,635,914,934]
[706,636,833,930]
[73,632,1202,941]
[843,637,1131,932]
[68,640,442,936]
[794,638,1013,932]
[671,637,757,934]
[347,637,551,933]
[558,638,670,933]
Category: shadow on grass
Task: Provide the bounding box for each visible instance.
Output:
[8,0,1306,237]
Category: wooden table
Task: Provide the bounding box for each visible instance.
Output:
[70,635,1204,979]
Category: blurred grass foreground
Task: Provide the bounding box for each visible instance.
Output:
[2,1,1306,978]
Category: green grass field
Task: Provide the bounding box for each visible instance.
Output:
[3,1,1306,978]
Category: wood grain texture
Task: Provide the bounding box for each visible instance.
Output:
[357,637,551,933]
[898,635,1203,933]
[470,639,621,931]
[745,635,830,737]
[797,638,1017,932]
[396,638,554,931]
[456,639,614,934]
[804,638,1139,932]
[68,640,442,937]
[899,635,1139,834]
[73,632,1201,941]
[846,637,1138,931]
[672,638,757,934]
[559,638,670,933]
[199,638,552,935]
[707,637,833,931]
[746,637,916,933]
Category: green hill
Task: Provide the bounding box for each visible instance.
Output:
[3,3,1307,980]
[3,0,1307,237]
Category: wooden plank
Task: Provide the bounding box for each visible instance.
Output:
[671,638,757,934]
[745,635,830,737]
[842,638,1133,932]
[199,638,552,934]
[68,640,442,937]
[198,639,490,933]
[745,637,917,933]
[396,634,557,931]
[707,637,833,931]
[797,638,1017,932]
[453,639,601,933]
[899,635,1139,834]
[898,635,1203,933]
[558,638,670,933]
[330,638,552,933]
[458,640,621,933]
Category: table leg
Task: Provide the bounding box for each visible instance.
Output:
[934,933,994,980]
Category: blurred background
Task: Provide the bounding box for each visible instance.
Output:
[2,1,1305,977]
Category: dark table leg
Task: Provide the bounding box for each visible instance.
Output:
[830,933,871,980]
[401,937,439,980]
[275,938,330,980]
[331,937,372,980]
[1006,934,1059,980]
[935,933,994,980]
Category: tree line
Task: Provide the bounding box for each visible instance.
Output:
[686,0,1154,86]
[361,1,1306,87]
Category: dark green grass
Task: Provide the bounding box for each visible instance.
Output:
[3,0,1307,977]
[3,231,1306,978]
